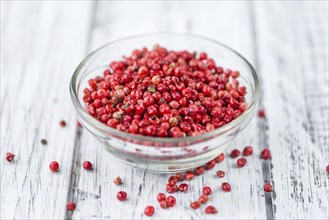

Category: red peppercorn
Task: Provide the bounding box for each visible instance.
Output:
[59,120,66,127]
[113,176,122,185]
[194,166,205,175]
[82,161,93,170]
[198,194,209,204]
[216,170,225,178]
[175,173,184,181]
[204,160,216,170]
[144,205,155,216]
[327,165,329,174]
[178,183,189,192]
[260,149,271,160]
[243,146,253,156]
[258,109,266,118]
[166,183,178,193]
[221,182,231,192]
[156,193,166,203]
[190,201,201,209]
[202,186,212,196]
[214,153,225,163]
[264,183,273,192]
[66,202,76,211]
[205,205,217,214]
[185,171,195,181]
[166,196,176,207]
[116,191,127,201]
[160,200,168,209]
[237,157,247,168]
[49,161,59,172]
[230,149,240,158]
[6,152,15,162]
[168,176,179,184]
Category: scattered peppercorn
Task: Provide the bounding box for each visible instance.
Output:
[82,161,93,170]
[66,202,76,211]
[202,186,212,196]
[6,152,15,162]
[327,165,329,174]
[194,166,205,175]
[166,196,176,207]
[144,205,155,216]
[49,161,59,172]
[40,139,47,145]
[178,183,189,192]
[230,149,240,158]
[214,153,225,163]
[198,194,209,204]
[116,191,127,201]
[185,171,195,181]
[264,183,273,192]
[205,205,218,214]
[242,146,253,156]
[221,182,231,192]
[156,193,166,203]
[260,149,271,160]
[216,170,225,178]
[113,176,122,185]
[237,157,247,168]
[258,109,266,118]
[59,120,66,127]
[190,201,201,209]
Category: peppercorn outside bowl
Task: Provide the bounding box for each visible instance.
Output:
[70,33,260,173]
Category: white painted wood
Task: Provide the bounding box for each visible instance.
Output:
[0,1,92,219]
[71,1,267,219]
[254,1,329,219]
[1,1,328,219]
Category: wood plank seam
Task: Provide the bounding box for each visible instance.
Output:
[248,2,276,220]
[65,2,99,220]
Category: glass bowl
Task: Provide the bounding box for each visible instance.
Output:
[70,33,260,173]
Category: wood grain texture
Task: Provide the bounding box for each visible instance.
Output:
[1,1,328,219]
[0,1,92,219]
[71,1,267,219]
[253,1,329,219]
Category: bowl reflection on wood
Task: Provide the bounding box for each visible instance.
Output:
[70,33,260,173]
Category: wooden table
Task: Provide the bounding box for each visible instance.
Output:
[1,1,328,219]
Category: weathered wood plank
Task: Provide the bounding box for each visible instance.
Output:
[253,1,329,219]
[0,1,92,219]
[71,1,267,219]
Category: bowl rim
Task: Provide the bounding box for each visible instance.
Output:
[70,32,260,143]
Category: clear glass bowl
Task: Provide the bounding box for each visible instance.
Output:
[70,33,260,173]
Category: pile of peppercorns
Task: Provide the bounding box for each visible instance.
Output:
[82,45,248,137]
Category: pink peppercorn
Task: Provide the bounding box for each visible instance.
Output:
[144,205,155,216]
[178,183,189,192]
[116,191,127,201]
[156,193,166,203]
[214,153,225,163]
[221,182,231,192]
[6,152,15,162]
[202,186,212,196]
[230,149,240,158]
[261,149,271,160]
[66,202,76,211]
[237,157,247,168]
[205,205,217,214]
[190,201,201,209]
[82,161,93,170]
[216,170,225,178]
[264,183,273,192]
[49,161,59,172]
[243,146,253,156]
